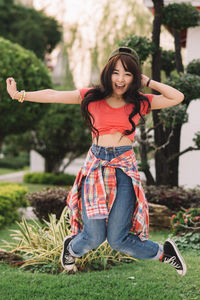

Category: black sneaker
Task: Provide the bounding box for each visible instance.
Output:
[61,236,75,271]
[162,238,187,276]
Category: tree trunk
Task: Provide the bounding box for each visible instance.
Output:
[165,125,181,186]
[139,120,155,185]
[152,0,163,83]
[173,29,184,73]
[45,157,62,174]
[152,0,169,185]
[0,138,2,153]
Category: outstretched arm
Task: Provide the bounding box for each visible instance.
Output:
[6,77,81,104]
[141,75,184,109]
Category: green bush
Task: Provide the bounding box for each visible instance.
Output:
[0,1,62,60]
[170,208,200,251]
[161,49,176,77]
[0,182,28,229]
[24,172,76,186]
[26,187,69,222]
[119,35,154,65]
[162,3,200,30]
[0,155,29,169]
[170,232,200,251]
[0,36,52,150]
[186,59,200,76]
[144,185,200,212]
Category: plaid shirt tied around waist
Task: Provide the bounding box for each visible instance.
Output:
[67,147,149,240]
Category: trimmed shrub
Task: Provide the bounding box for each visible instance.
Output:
[119,35,154,65]
[0,155,29,169]
[144,185,200,212]
[186,59,200,76]
[24,172,76,186]
[26,187,69,222]
[0,182,28,229]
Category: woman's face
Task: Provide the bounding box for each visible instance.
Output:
[111,59,133,97]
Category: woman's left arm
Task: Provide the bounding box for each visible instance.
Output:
[141,75,184,110]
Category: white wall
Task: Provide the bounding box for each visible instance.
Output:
[179,26,200,188]
[30,150,45,172]
[179,102,200,188]
[186,26,200,64]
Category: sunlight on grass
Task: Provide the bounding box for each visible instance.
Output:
[24,183,54,193]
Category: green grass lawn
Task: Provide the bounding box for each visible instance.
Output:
[0,168,21,175]
[24,183,54,193]
[0,166,29,175]
[0,224,199,300]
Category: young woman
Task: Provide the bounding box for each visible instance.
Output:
[6,46,186,276]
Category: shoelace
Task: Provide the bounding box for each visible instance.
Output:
[164,256,181,270]
[64,254,74,264]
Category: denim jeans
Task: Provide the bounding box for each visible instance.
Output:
[69,144,163,260]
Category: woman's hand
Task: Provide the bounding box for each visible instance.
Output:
[141,74,150,88]
[6,77,18,99]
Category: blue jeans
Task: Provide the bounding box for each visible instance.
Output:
[69,144,163,260]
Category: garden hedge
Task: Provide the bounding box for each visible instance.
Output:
[24,172,76,186]
[0,182,28,228]
[0,155,29,169]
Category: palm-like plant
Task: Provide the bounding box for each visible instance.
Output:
[1,207,136,273]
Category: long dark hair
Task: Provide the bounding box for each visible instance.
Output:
[81,54,150,143]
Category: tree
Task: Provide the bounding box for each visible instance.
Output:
[161,50,176,77]
[22,104,91,173]
[162,3,200,73]
[186,59,200,76]
[120,3,200,187]
[157,73,200,186]
[3,103,91,173]
[0,0,62,59]
[150,2,200,186]
[119,35,154,65]
[0,37,52,150]
[150,0,165,186]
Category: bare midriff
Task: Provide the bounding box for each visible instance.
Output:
[92,131,133,147]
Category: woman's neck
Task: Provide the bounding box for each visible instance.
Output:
[107,94,124,102]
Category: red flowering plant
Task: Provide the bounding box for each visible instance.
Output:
[171,208,200,235]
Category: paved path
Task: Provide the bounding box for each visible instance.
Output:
[0,157,86,184]
[0,171,27,183]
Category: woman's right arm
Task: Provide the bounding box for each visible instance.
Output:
[6,77,81,104]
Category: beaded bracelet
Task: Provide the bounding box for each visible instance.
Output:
[18,90,26,103]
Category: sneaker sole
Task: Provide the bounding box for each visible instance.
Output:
[166,238,187,276]
[61,235,75,271]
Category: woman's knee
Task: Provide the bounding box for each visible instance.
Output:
[107,234,123,252]
[87,231,107,249]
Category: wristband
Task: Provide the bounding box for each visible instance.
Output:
[146,78,151,87]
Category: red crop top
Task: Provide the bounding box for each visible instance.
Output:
[79,88,154,142]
